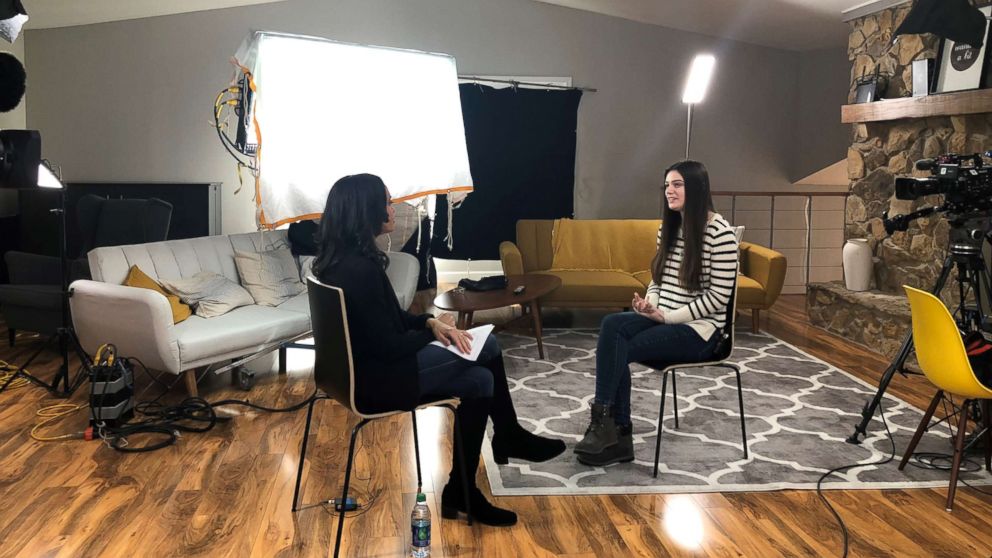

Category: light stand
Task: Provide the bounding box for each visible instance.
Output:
[681,54,715,160]
[685,103,693,160]
[0,131,89,397]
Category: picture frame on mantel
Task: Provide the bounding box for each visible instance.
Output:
[933,5,992,93]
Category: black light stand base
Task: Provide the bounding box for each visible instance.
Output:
[0,326,90,397]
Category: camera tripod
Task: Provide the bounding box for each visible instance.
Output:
[847,221,992,444]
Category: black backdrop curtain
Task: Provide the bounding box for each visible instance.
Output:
[429,84,582,262]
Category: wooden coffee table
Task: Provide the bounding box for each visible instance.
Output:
[433,274,562,359]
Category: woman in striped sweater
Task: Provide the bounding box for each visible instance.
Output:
[575,160,739,466]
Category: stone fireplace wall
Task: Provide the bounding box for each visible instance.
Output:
[846,2,992,294]
[807,1,992,358]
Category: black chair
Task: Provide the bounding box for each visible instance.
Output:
[0,194,172,345]
[293,277,471,558]
[638,282,748,478]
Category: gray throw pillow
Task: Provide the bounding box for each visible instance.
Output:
[234,247,306,306]
[160,271,255,318]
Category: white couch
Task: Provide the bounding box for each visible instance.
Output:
[69,230,419,395]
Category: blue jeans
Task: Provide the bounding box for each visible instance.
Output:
[595,312,719,426]
[417,335,500,400]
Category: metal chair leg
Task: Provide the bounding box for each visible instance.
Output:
[671,369,680,429]
[441,403,472,526]
[411,411,423,492]
[732,365,748,459]
[334,419,370,558]
[291,395,320,512]
[278,345,287,374]
[654,370,669,478]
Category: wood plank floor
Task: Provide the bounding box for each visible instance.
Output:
[1,294,990,557]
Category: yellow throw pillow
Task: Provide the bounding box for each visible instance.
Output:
[123,265,193,324]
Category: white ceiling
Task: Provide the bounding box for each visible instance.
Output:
[535,0,864,51]
[21,0,865,50]
[21,0,287,29]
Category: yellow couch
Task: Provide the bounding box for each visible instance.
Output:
[498,219,787,332]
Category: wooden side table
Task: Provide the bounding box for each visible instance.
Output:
[433,274,562,359]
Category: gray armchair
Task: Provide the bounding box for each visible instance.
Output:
[0,194,172,345]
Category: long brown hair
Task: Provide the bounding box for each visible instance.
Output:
[650,160,714,291]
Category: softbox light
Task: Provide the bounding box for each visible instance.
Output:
[894,0,987,48]
[0,0,28,44]
[232,31,474,228]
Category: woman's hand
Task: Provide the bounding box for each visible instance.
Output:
[632,292,651,313]
[427,318,474,354]
[632,293,665,323]
[639,306,666,323]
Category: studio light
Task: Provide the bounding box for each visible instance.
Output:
[894,0,987,47]
[0,0,28,44]
[682,54,716,105]
[681,54,716,160]
[0,130,87,396]
[38,162,62,188]
[226,31,474,229]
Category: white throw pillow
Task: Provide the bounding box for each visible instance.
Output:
[234,247,306,306]
[161,271,255,318]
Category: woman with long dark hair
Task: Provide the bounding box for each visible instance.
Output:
[574,161,739,466]
[312,173,565,526]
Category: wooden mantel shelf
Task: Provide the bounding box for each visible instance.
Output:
[841,89,992,124]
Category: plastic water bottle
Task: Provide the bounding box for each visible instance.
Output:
[410,493,431,557]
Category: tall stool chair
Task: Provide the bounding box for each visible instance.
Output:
[293,277,471,557]
[638,282,748,478]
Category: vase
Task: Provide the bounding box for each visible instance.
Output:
[843,239,872,291]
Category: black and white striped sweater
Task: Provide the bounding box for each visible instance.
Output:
[644,213,738,340]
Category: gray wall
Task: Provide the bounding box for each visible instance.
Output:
[793,46,851,182]
[24,0,841,233]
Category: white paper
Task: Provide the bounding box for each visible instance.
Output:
[429,324,495,362]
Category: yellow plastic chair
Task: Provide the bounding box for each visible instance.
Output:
[900,286,992,511]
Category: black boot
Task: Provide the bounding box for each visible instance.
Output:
[574,403,618,455]
[440,397,517,527]
[484,351,566,464]
[577,423,634,466]
[441,483,517,527]
[491,424,566,464]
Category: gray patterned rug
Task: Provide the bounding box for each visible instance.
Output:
[483,329,992,496]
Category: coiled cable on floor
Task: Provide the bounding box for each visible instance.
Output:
[0,359,29,391]
[99,390,321,453]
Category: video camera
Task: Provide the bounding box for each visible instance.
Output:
[883,152,992,237]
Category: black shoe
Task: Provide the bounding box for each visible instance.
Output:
[491,424,566,464]
[574,403,617,455]
[440,483,517,526]
[577,424,634,466]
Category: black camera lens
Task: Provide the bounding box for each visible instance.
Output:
[895,177,940,200]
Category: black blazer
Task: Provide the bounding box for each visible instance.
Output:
[316,251,434,414]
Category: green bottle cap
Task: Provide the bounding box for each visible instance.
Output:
[416,493,426,502]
